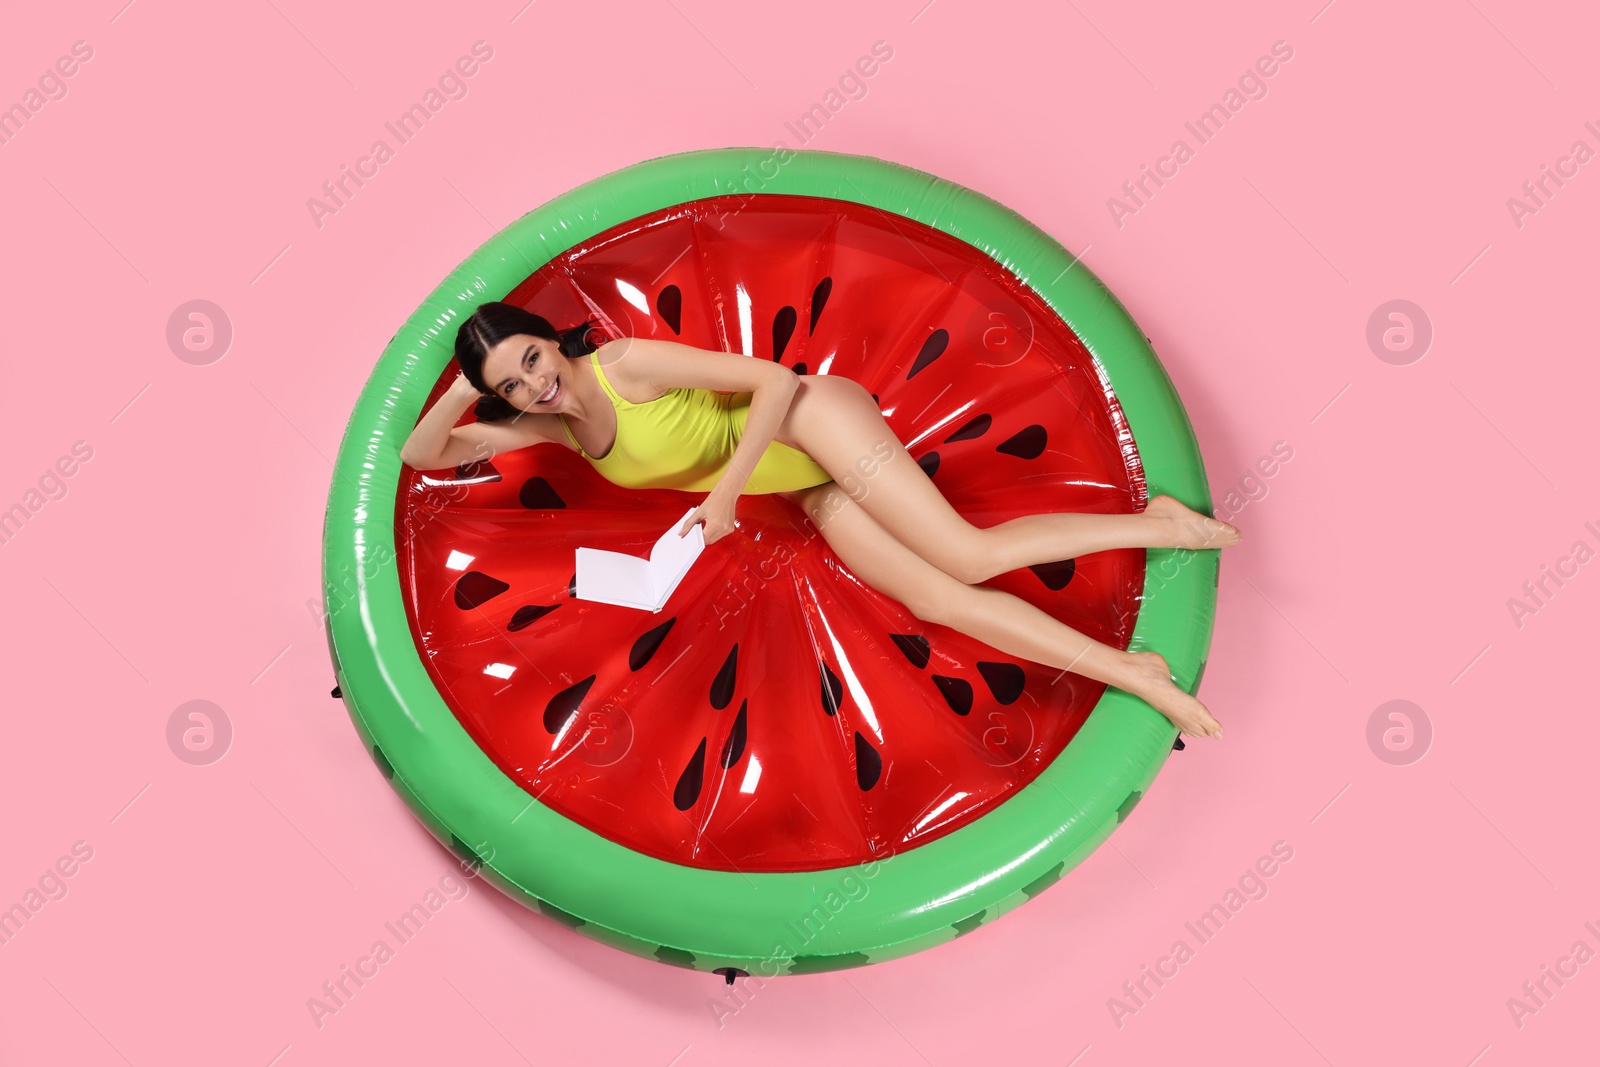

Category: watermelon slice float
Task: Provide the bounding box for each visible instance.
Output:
[323,149,1219,979]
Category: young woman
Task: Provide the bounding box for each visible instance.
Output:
[400,302,1241,739]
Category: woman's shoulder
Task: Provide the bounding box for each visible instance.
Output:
[592,339,676,405]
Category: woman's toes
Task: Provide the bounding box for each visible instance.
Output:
[1146,494,1241,548]
[1175,511,1241,548]
[1199,517,1242,548]
[1125,651,1225,739]
[1183,707,1222,739]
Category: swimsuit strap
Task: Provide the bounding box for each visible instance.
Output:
[588,349,629,407]
[559,350,622,461]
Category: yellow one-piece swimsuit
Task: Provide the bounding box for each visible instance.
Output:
[557,349,833,495]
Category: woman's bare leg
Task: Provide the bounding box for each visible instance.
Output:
[960,495,1240,582]
[776,376,1240,585]
[781,483,1224,739]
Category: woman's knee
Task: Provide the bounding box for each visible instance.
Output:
[784,375,874,438]
[904,579,965,627]
[949,540,998,585]
[838,375,875,404]
[805,372,872,401]
[928,529,998,586]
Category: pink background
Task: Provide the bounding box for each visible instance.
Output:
[2,0,1595,1063]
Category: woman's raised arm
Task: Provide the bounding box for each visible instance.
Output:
[398,374,486,469]
[400,373,555,471]
[400,379,555,470]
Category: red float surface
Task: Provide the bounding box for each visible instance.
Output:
[395,194,1147,873]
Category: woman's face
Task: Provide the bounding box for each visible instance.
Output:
[481,333,570,413]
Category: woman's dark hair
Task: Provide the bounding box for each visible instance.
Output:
[456,301,601,423]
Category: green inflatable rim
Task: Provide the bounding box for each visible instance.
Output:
[321,146,1218,977]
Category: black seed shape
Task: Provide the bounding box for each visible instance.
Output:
[629,617,676,670]
[916,451,940,479]
[792,362,807,375]
[907,328,948,379]
[543,675,596,734]
[1029,558,1076,591]
[655,946,696,968]
[1021,860,1066,899]
[518,477,566,509]
[932,675,973,715]
[715,966,750,985]
[853,731,882,790]
[371,745,393,779]
[772,305,797,361]
[331,685,341,699]
[454,459,502,483]
[809,277,832,333]
[454,570,510,610]
[1172,736,1187,751]
[674,737,708,810]
[943,413,992,442]
[1116,789,1143,823]
[656,284,683,334]
[535,898,586,928]
[976,661,1026,705]
[568,572,577,597]
[952,912,985,937]
[788,951,870,974]
[710,644,739,709]
[508,603,560,632]
[720,699,748,768]
[820,663,844,716]
[890,633,930,669]
[996,424,1047,460]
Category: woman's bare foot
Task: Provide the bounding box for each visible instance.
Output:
[1146,495,1242,549]
[1122,651,1223,739]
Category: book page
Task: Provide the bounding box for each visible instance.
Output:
[574,547,652,609]
[649,507,705,604]
[574,508,704,612]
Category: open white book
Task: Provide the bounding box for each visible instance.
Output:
[573,507,706,613]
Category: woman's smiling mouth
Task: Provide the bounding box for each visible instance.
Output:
[537,379,561,404]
